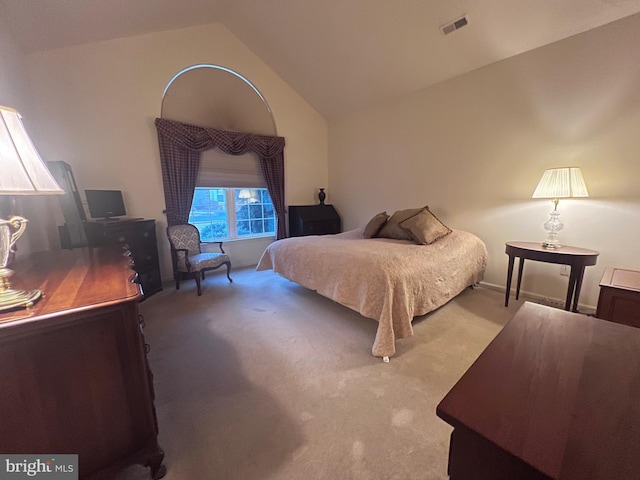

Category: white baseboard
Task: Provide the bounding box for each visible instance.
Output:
[478,281,596,315]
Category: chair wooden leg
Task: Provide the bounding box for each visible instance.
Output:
[225,261,233,283]
[175,274,180,290]
[202,271,205,280]
[194,272,202,296]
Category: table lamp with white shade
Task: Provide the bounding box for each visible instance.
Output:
[0,105,64,312]
[532,166,589,249]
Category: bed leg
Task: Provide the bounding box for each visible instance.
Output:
[382,356,390,363]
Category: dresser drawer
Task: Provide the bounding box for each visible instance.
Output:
[138,268,162,299]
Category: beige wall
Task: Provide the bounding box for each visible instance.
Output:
[329,14,640,309]
[22,23,328,278]
[0,21,29,110]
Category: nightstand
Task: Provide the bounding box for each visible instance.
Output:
[505,241,599,312]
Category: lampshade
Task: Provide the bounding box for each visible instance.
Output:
[532,167,589,199]
[1,105,63,312]
[531,166,589,249]
[0,106,63,195]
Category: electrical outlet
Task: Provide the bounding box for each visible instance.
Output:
[560,265,570,276]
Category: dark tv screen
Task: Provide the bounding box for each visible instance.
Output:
[85,189,126,219]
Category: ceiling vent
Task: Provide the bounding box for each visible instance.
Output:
[441,15,468,35]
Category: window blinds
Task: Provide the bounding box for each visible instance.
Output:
[196,149,265,188]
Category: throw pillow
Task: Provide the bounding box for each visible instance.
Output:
[377,207,424,241]
[399,207,452,245]
[363,212,389,238]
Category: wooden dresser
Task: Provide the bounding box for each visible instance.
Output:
[0,248,165,479]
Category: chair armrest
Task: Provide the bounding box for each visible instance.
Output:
[170,247,192,270]
[201,241,226,254]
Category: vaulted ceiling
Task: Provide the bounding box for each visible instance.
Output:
[3,0,640,119]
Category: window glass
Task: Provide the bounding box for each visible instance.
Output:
[189,187,275,241]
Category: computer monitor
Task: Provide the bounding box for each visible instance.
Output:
[85,189,127,220]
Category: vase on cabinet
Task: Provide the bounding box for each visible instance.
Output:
[318,188,326,205]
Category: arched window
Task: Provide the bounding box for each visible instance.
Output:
[157,65,286,239]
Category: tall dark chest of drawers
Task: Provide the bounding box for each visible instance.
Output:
[288,204,341,237]
[84,219,162,298]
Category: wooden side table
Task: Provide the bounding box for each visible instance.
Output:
[596,267,640,327]
[505,241,599,312]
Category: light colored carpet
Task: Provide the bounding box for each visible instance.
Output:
[117,266,525,480]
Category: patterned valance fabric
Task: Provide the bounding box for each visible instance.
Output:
[155,118,285,158]
[155,118,286,239]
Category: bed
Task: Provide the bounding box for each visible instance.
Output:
[256,227,488,358]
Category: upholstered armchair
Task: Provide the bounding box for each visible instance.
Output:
[166,224,233,296]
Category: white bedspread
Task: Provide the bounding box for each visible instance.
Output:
[256,228,488,357]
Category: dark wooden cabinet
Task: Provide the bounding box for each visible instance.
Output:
[0,248,165,480]
[84,219,162,298]
[288,204,341,237]
[596,267,640,327]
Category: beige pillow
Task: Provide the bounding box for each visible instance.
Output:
[399,207,452,245]
[363,212,389,238]
[377,207,424,241]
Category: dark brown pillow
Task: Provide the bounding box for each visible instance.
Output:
[363,212,389,238]
[399,207,452,245]
[377,207,424,241]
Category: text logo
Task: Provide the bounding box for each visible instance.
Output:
[0,455,77,480]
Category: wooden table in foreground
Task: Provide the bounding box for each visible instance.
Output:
[505,241,599,312]
[0,248,165,479]
[436,301,640,480]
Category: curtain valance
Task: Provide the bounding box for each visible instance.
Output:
[155,118,285,159]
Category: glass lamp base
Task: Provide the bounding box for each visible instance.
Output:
[542,209,563,249]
